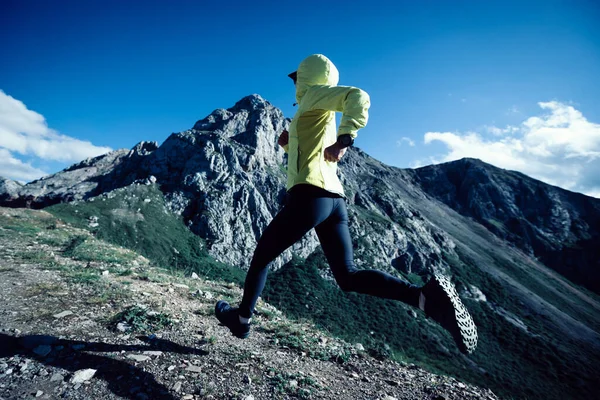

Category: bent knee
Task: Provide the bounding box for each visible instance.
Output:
[335,269,359,292]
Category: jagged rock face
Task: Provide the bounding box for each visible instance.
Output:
[411,158,600,292]
[141,96,320,267]
[0,177,23,203]
[337,149,456,276]
[0,141,160,209]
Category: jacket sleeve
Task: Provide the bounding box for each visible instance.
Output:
[303,85,370,139]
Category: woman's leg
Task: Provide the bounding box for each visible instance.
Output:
[314,198,478,353]
[238,192,336,318]
[315,198,422,307]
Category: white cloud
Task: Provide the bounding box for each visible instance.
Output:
[0,90,112,181]
[484,125,519,136]
[397,137,416,147]
[422,101,600,198]
[0,149,47,182]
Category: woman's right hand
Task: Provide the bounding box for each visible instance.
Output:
[278,130,289,148]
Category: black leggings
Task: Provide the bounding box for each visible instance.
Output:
[238,184,421,318]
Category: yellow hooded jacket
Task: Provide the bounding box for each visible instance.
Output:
[285,54,370,196]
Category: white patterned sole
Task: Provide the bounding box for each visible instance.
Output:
[435,274,478,353]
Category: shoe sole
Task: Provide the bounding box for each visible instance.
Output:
[434,274,478,354]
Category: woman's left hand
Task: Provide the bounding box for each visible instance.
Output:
[324,142,347,162]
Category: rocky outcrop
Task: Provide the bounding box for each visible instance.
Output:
[0,141,159,209]
[0,177,23,203]
[410,158,600,293]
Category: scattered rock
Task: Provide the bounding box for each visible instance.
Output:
[35,390,43,397]
[102,270,110,276]
[191,272,199,279]
[185,365,202,373]
[143,351,163,356]
[116,322,132,332]
[173,381,182,393]
[71,368,97,383]
[355,343,365,351]
[127,354,151,362]
[53,310,73,319]
[182,395,193,400]
[50,372,65,382]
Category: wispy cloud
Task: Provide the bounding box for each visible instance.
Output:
[397,137,416,147]
[483,125,519,136]
[0,90,112,182]
[421,101,600,198]
[0,149,47,182]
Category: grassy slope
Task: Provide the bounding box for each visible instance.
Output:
[43,184,600,400]
[263,250,600,400]
[47,184,245,285]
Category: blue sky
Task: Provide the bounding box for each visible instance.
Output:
[1,0,600,197]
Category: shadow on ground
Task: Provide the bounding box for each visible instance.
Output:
[0,333,209,399]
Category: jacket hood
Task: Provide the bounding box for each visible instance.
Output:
[295,54,340,103]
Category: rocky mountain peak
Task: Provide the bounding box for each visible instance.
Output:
[192,94,277,133]
[231,93,272,112]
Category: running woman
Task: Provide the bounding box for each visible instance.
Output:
[215,54,477,354]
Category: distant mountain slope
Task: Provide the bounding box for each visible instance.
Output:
[410,158,600,294]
